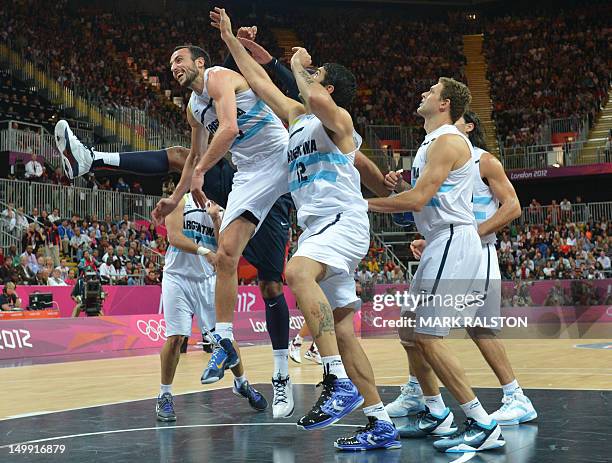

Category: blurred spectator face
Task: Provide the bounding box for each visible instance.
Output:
[5,283,16,296]
[25,245,33,255]
[20,256,28,266]
[33,208,39,216]
[68,269,76,279]
[52,268,62,279]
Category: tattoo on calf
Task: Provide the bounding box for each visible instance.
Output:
[313,301,335,340]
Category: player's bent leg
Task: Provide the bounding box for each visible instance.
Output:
[202,218,253,384]
[157,335,185,422]
[165,146,189,173]
[332,307,400,451]
[413,334,505,452]
[260,280,294,418]
[285,257,339,358]
[468,328,537,426]
[286,258,362,430]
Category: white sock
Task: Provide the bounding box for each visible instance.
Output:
[409,375,420,387]
[93,151,120,166]
[424,394,446,416]
[502,379,522,396]
[322,355,348,379]
[293,334,303,345]
[273,349,289,378]
[234,374,247,388]
[159,384,172,397]
[363,402,392,424]
[460,397,492,425]
[216,322,234,341]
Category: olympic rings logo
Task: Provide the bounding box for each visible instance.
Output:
[136,319,167,342]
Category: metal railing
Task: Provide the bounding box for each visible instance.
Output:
[517,201,612,226]
[370,231,407,273]
[0,179,162,224]
[499,140,610,170]
[365,125,417,150]
[1,41,189,151]
[360,148,417,173]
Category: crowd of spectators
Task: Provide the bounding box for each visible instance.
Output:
[485,5,611,147]
[2,2,608,154]
[497,216,610,281]
[0,204,165,287]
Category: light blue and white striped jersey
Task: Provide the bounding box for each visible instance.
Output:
[411,124,476,239]
[164,194,217,279]
[472,146,499,245]
[287,114,367,226]
[188,66,289,168]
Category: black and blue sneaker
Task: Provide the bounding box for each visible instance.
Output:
[297,374,364,430]
[397,407,458,438]
[433,418,505,453]
[156,392,176,422]
[232,380,268,411]
[201,335,240,384]
[334,417,402,451]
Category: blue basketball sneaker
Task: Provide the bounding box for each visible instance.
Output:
[334,417,402,451]
[297,374,364,430]
[156,392,176,422]
[433,418,505,453]
[233,379,268,411]
[201,335,240,384]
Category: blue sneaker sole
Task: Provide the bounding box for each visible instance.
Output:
[297,395,365,431]
[334,440,402,451]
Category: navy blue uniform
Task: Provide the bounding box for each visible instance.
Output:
[204,158,292,282]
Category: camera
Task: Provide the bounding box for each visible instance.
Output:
[83,272,105,316]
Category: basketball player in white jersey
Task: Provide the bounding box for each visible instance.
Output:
[368,78,505,453]
[146,40,292,409]
[156,194,267,421]
[211,8,400,451]
[385,112,537,426]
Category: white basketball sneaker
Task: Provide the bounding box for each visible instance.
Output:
[303,343,322,365]
[54,119,94,179]
[385,381,426,417]
[272,374,294,418]
[490,391,537,426]
[288,337,302,364]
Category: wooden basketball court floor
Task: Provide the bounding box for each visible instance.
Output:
[1,337,611,462]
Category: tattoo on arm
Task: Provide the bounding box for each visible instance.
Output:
[313,301,335,340]
[298,70,315,85]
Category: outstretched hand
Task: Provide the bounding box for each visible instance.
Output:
[210,7,234,41]
[236,26,257,41]
[151,197,179,226]
[238,38,273,65]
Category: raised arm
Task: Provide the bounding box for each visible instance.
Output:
[210,7,303,123]
[291,47,353,138]
[368,134,467,213]
[477,152,521,237]
[152,109,209,225]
